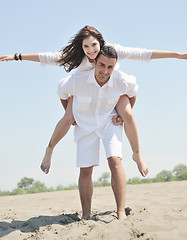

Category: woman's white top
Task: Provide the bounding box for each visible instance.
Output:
[38,43,152,71]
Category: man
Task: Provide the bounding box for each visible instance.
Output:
[57,46,148,220]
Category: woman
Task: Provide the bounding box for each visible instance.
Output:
[1,26,187,177]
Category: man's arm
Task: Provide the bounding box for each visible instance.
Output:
[60,99,68,110]
[57,75,75,106]
[129,96,136,108]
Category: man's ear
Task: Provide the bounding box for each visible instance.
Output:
[93,59,96,67]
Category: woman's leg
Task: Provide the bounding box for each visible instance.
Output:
[40,97,74,174]
[115,95,148,177]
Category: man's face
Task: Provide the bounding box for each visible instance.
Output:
[94,54,116,86]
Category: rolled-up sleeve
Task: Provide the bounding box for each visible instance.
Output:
[117,71,139,98]
[57,75,74,100]
[39,52,62,66]
[107,43,152,63]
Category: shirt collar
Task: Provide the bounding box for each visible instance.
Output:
[79,56,94,71]
[87,69,114,88]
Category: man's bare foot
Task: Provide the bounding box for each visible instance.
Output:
[132,152,149,177]
[81,213,91,220]
[40,147,53,174]
[117,210,127,220]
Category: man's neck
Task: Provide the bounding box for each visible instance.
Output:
[95,75,110,87]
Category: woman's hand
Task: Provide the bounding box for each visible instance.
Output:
[178,52,187,60]
[112,115,123,125]
[0,55,14,61]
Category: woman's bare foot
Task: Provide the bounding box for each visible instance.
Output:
[40,147,53,174]
[132,152,149,177]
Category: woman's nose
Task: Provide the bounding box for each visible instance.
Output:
[89,47,94,52]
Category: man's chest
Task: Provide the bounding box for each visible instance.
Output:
[73,84,120,114]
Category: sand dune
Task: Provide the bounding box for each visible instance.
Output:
[0,181,187,240]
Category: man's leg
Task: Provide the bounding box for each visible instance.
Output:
[108,156,126,220]
[116,95,148,177]
[102,120,126,219]
[79,166,93,220]
[77,133,100,220]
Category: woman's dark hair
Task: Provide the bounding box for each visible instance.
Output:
[57,25,105,72]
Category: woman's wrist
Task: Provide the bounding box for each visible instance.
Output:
[14,53,19,61]
[14,53,22,61]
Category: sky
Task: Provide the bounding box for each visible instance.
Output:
[0,0,187,191]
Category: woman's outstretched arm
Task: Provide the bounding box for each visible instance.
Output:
[0,52,62,65]
[0,53,40,62]
[109,43,187,62]
[151,50,187,60]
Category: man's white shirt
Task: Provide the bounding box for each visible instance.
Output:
[57,68,138,142]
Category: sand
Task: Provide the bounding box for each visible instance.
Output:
[0,181,187,240]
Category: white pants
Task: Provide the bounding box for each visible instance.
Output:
[76,121,123,168]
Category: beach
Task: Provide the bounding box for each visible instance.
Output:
[0,181,187,240]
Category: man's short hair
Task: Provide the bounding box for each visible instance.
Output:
[95,45,118,61]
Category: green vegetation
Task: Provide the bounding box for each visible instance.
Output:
[93,172,111,187]
[127,163,187,184]
[0,177,78,197]
[0,164,186,197]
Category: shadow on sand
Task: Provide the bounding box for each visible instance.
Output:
[0,208,132,238]
[0,212,80,238]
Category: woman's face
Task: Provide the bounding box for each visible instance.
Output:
[82,36,100,61]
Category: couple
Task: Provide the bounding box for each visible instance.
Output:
[57,45,141,220]
[1,25,187,219]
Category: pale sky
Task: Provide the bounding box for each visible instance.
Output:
[0,0,187,191]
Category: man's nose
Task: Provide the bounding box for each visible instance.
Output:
[102,68,108,74]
